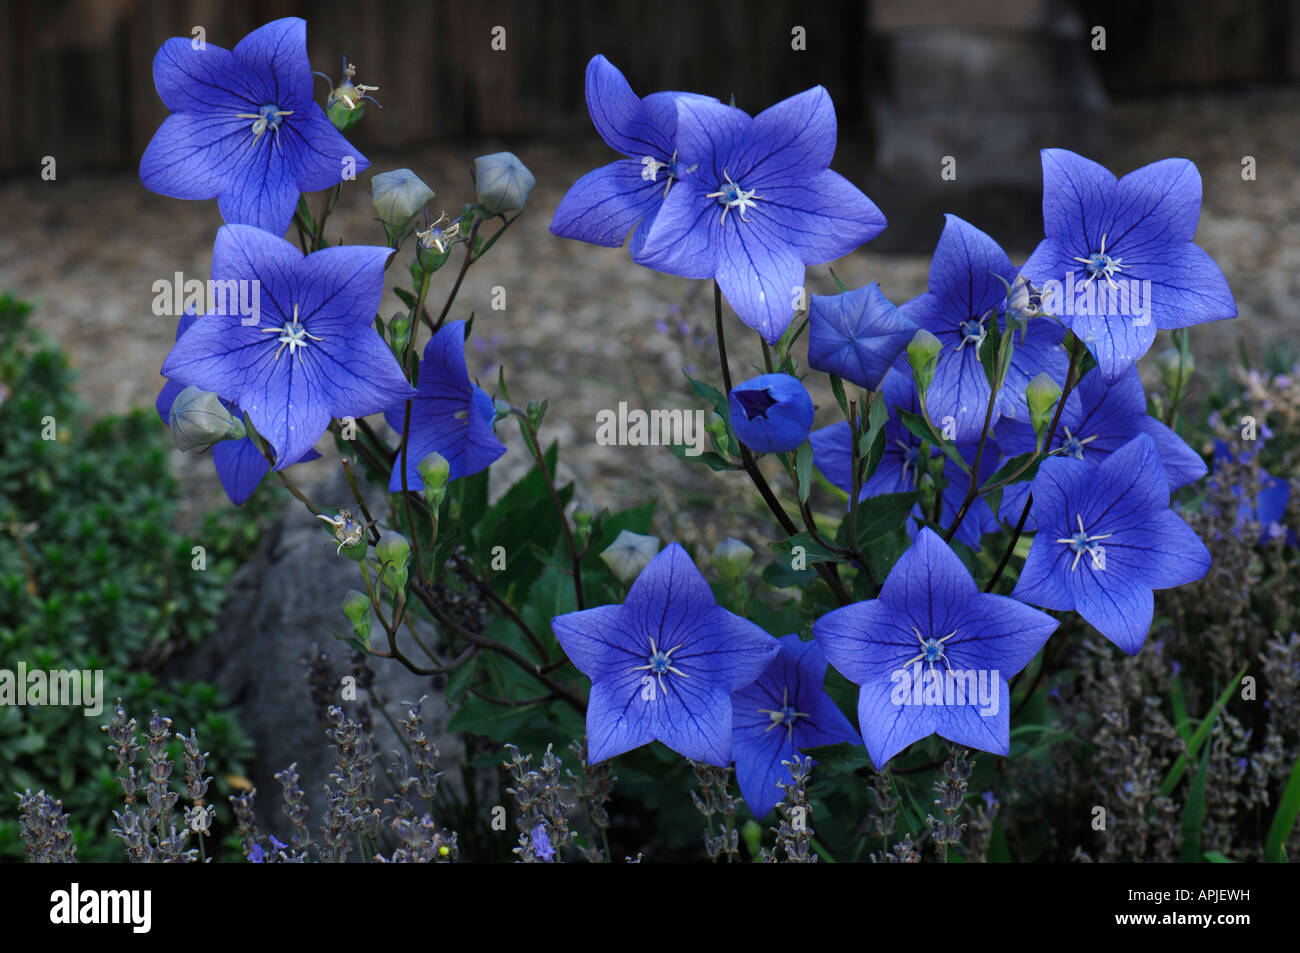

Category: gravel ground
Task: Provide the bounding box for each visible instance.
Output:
[1,87,1295,550]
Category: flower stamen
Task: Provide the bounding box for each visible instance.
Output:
[706,168,762,227]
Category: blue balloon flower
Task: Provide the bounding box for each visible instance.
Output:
[728,373,814,454]
[731,634,857,818]
[1012,434,1211,654]
[995,366,1207,527]
[810,369,999,551]
[156,307,320,505]
[383,321,506,493]
[814,528,1058,767]
[552,543,778,765]
[139,18,370,236]
[550,55,714,250]
[161,224,415,470]
[634,88,886,343]
[899,215,1067,445]
[807,283,916,391]
[1020,149,1236,383]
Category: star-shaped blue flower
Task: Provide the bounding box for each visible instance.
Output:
[995,366,1207,527]
[807,282,916,391]
[1012,433,1211,654]
[161,224,415,469]
[810,369,999,550]
[1020,149,1236,383]
[552,543,778,765]
[156,307,319,504]
[813,528,1058,767]
[731,634,857,818]
[635,88,886,343]
[383,320,506,493]
[899,215,1067,444]
[550,55,713,251]
[139,17,370,236]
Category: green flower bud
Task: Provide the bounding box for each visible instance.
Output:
[906,329,943,396]
[415,212,460,272]
[709,537,754,584]
[599,529,660,584]
[342,589,372,643]
[371,169,435,237]
[375,530,411,591]
[571,502,593,551]
[417,451,450,493]
[1025,372,1062,448]
[417,451,451,509]
[169,386,245,453]
[473,151,535,215]
[1155,346,1194,394]
[388,312,412,357]
[376,530,411,572]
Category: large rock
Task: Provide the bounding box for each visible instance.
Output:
[165,466,459,848]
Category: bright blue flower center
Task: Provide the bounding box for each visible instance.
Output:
[960,319,986,344]
[1061,434,1086,459]
[922,638,945,662]
[1056,514,1113,571]
[1072,233,1125,287]
[648,651,671,674]
[237,103,295,150]
[707,169,762,227]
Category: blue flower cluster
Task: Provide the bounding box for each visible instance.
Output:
[141,18,504,504]
[550,56,1241,816]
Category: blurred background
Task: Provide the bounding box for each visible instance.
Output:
[2,0,1298,860]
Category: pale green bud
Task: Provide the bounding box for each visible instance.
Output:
[169,386,245,453]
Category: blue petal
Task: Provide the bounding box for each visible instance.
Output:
[140,112,249,200]
[746,86,837,183]
[857,676,939,768]
[584,55,667,158]
[281,106,371,194]
[1113,157,1202,247]
[1039,149,1119,249]
[230,18,313,109]
[550,159,664,248]
[151,37,258,114]
[211,437,270,505]
[880,527,981,620]
[716,218,805,343]
[552,605,641,680]
[216,131,300,234]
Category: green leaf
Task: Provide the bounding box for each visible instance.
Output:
[1155,665,1246,805]
[897,409,969,473]
[1203,850,1235,863]
[799,742,869,776]
[393,287,417,309]
[1265,749,1300,862]
[984,451,1040,490]
[1179,742,1211,862]
[667,444,741,470]
[769,533,845,566]
[841,492,919,547]
[829,374,850,418]
[761,560,816,590]
[980,318,1002,390]
[795,441,813,503]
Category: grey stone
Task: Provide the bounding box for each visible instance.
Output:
[164,466,460,847]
